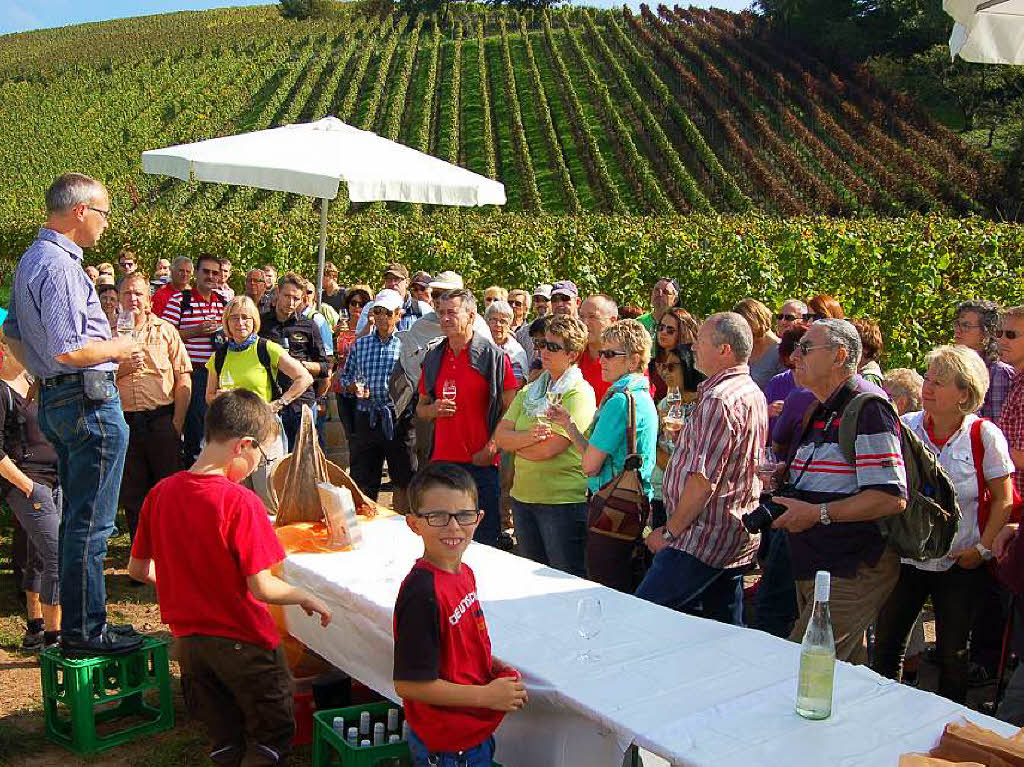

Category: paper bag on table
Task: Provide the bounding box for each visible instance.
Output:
[900,755,984,767]
[318,482,363,550]
[275,404,330,525]
[924,718,1024,767]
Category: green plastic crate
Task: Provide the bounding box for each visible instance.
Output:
[39,637,174,755]
[312,701,411,767]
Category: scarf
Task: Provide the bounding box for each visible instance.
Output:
[227,333,258,353]
[522,365,584,418]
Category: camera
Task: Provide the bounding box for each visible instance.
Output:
[741,486,797,534]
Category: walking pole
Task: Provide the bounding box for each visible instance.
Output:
[994,594,1017,711]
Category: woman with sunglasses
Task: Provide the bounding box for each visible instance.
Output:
[333,285,372,437]
[953,300,1014,422]
[494,316,596,577]
[650,308,699,402]
[549,320,658,590]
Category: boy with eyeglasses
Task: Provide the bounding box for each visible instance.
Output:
[394,463,527,767]
[128,390,331,767]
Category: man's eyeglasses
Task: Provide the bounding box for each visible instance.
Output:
[599,349,629,359]
[657,323,677,333]
[997,329,1022,340]
[413,510,483,527]
[793,341,835,356]
[536,340,565,352]
[246,437,268,465]
[551,295,572,303]
[88,206,110,221]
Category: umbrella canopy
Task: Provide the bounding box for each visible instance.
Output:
[946,0,1024,64]
[142,116,506,206]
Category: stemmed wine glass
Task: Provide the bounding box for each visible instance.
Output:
[577,596,603,663]
[755,447,785,493]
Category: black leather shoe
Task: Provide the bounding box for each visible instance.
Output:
[61,627,143,658]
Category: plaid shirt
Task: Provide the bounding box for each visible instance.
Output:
[982,359,1016,422]
[999,367,1024,497]
[662,365,767,569]
[340,329,401,406]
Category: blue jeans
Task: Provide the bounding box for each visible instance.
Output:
[408,730,495,767]
[635,547,745,626]
[511,499,587,577]
[183,366,208,466]
[38,380,129,641]
[753,527,798,639]
[461,463,499,548]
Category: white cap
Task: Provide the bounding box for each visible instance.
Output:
[373,289,403,313]
[814,570,830,602]
[428,270,464,291]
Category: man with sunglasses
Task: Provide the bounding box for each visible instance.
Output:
[340,289,415,511]
[776,299,809,337]
[997,307,1024,500]
[5,173,140,656]
[771,319,907,663]
[550,281,581,317]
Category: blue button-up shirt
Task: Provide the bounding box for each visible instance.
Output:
[4,228,115,379]
[340,329,401,405]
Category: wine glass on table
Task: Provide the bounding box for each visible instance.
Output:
[577,596,603,664]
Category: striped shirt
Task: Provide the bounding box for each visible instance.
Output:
[788,378,907,580]
[998,368,1024,497]
[984,359,1016,423]
[159,289,227,366]
[663,365,767,569]
[3,228,115,379]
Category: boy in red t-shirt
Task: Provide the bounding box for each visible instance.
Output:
[128,390,331,767]
[393,463,527,767]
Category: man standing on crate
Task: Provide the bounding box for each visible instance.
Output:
[4,173,142,656]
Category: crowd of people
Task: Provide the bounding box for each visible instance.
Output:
[9,172,1024,764]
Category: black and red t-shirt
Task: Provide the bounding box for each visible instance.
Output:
[393,559,505,752]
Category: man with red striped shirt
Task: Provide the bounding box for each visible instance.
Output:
[638,312,767,625]
[159,254,227,464]
[773,319,907,663]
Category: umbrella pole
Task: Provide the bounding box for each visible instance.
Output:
[315,197,329,302]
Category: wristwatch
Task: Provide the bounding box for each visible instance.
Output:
[661,527,678,542]
[976,542,994,561]
[819,503,832,526]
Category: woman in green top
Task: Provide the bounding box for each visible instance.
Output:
[494,315,596,577]
[205,296,312,409]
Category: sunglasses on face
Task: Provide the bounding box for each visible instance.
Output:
[805,313,825,322]
[997,329,1022,340]
[657,361,682,371]
[536,340,565,352]
[793,340,835,355]
[551,295,572,303]
[348,301,366,309]
[657,323,677,333]
[599,349,629,360]
[414,510,483,527]
[510,300,525,308]
[776,313,802,322]
[372,307,394,317]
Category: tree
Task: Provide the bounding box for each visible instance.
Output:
[278,0,334,20]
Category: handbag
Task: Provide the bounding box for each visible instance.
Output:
[970,417,1023,534]
[586,390,651,592]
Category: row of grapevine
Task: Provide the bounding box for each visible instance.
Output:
[498,18,543,211]
[476,20,498,180]
[444,23,463,165]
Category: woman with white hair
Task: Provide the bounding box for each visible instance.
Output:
[872,344,1015,703]
[485,300,528,385]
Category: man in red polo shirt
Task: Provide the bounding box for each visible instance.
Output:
[417,289,517,547]
[578,294,619,403]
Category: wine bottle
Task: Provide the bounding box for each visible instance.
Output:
[796,570,836,720]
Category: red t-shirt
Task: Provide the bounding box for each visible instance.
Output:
[131,471,286,650]
[393,559,505,752]
[419,344,516,465]
[150,282,180,318]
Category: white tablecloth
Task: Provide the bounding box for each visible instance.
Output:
[281,516,1017,767]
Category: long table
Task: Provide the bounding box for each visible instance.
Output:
[281,516,1017,767]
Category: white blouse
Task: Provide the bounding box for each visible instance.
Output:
[901,411,1015,572]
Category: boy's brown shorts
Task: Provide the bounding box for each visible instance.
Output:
[177,635,295,767]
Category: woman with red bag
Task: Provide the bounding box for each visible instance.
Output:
[872,344,1015,703]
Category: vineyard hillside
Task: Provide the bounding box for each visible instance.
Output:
[0,3,1007,220]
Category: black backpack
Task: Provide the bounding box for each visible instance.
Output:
[213,338,282,400]
[179,288,226,319]
[836,393,961,561]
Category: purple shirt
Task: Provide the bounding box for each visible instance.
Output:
[765,369,797,438]
[982,359,1015,422]
[4,228,114,379]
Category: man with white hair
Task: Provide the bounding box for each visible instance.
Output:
[637,312,767,625]
[4,173,140,656]
[578,294,619,402]
[773,319,907,663]
[151,255,193,317]
[776,298,809,337]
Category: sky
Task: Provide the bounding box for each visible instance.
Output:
[0,0,752,36]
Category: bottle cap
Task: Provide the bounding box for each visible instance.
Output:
[814,570,830,602]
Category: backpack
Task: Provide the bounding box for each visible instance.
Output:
[836,393,961,561]
[179,288,226,319]
[213,338,282,400]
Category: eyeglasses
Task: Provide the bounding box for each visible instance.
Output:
[997,329,1022,340]
[805,313,825,322]
[413,510,483,527]
[657,361,682,371]
[954,320,982,331]
[536,340,565,352]
[657,323,677,333]
[599,349,629,360]
[776,313,802,322]
[246,437,268,465]
[371,306,394,316]
[510,300,525,308]
[793,340,835,356]
[87,206,110,221]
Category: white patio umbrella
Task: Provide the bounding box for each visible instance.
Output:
[142,116,506,296]
[945,0,1024,64]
